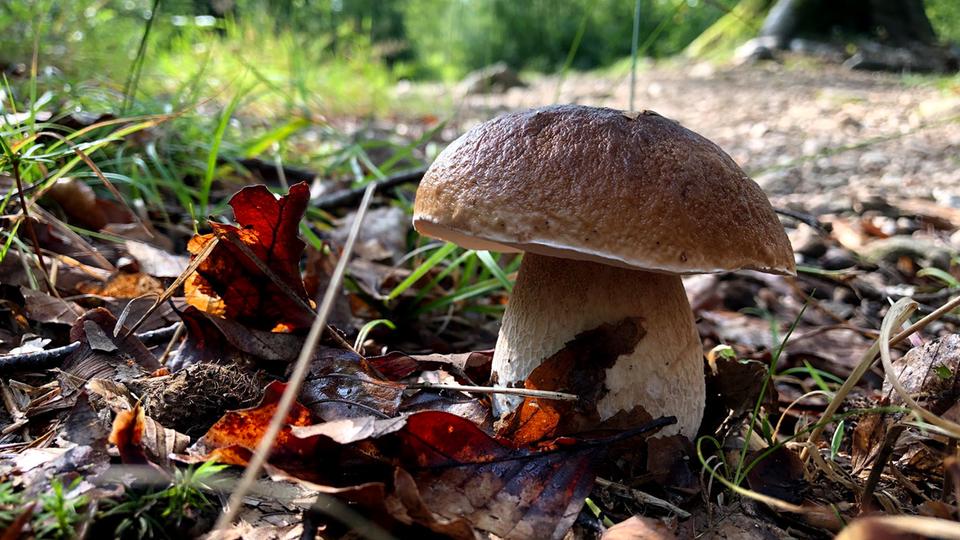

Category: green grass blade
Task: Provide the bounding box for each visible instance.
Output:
[413,249,474,304]
[243,117,309,158]
[416,277,504,314]
[917,267,960,289]
[354,318,396,350]
[830,419,845,460]
[476,250,513,292]
[200,89,245,217]
[387,242,458,301]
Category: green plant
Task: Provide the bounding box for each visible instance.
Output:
[694,304,806,492]
[97,461,227,539]
[917,267,960,289]
[927,0,960,43]
[402,0,731,79]
[35,478,89,540]
[0,481,25,528]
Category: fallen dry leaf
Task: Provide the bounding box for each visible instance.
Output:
[59,309,160,396]
[191,390,609,540]
[108,403,149,465]
[45,178,109,231]
[108,398,189,468]
[290,415,408,444]
[301,347,406,421]
[367,349,493,382]
[850,334,960,477]
[385,468,478,540]
[168,305,303,370]
[185,381,326,475]
[77,272,164,299]
[382,411,603,540]
[850,409,890,476]
[399,390,492,431]
[184,182,314,332]
[125,240,189,278]
[834,516,928,540]
[701,353,775,437]
[744,446,806,505]
[882,334,960,415]
[498,318,648,445]
[20,287,82,326]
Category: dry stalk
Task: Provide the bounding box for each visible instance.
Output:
[210,183,376,533]
[806,294,960,450]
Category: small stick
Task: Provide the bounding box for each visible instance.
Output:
[211,183,377,533]
[0,323,181,372]
[157,323,184,366]
[774,207,830,233]
[123,236,219,338]
[406,381,578,401]
[595,477,691,519]
[859,423,905,512]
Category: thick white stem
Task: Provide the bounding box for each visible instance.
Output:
[491,253,704,438]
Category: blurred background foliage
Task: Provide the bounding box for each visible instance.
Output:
[0,0,957,205]
[6,0,957,87]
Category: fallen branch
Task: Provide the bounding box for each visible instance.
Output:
[773,207,830,233]
[0,323,181,372]
[595,477,691,518]
[407,381,578,401]
[314,168,426,210]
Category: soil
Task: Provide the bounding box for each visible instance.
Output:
[450,60,960,214]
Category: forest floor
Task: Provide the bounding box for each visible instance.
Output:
[3,58,960,539]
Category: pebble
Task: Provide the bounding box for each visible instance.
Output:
[821,247,858,270]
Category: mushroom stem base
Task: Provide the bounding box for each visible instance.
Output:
[491,253,704,438]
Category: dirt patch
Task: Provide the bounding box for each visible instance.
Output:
[449,60,960,212]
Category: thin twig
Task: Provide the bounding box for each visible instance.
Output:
[595,477,691,518]
[123,235,219,338]
[211,183,377,533]
[774,207,830,233]
[7,153,55,295]
[406,381,578,401]
[157,322,184,366]
[0,323,181,372]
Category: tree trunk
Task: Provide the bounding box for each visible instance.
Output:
[758,0,938,46]
[688,0,957,72]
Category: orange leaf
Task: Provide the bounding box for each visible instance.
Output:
[109,403,148,465]
[185,183,313,331]
[189,381,318,467]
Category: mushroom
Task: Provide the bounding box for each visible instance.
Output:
[412,105,794,437]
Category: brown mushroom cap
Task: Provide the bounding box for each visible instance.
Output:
[414,105,795,275]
